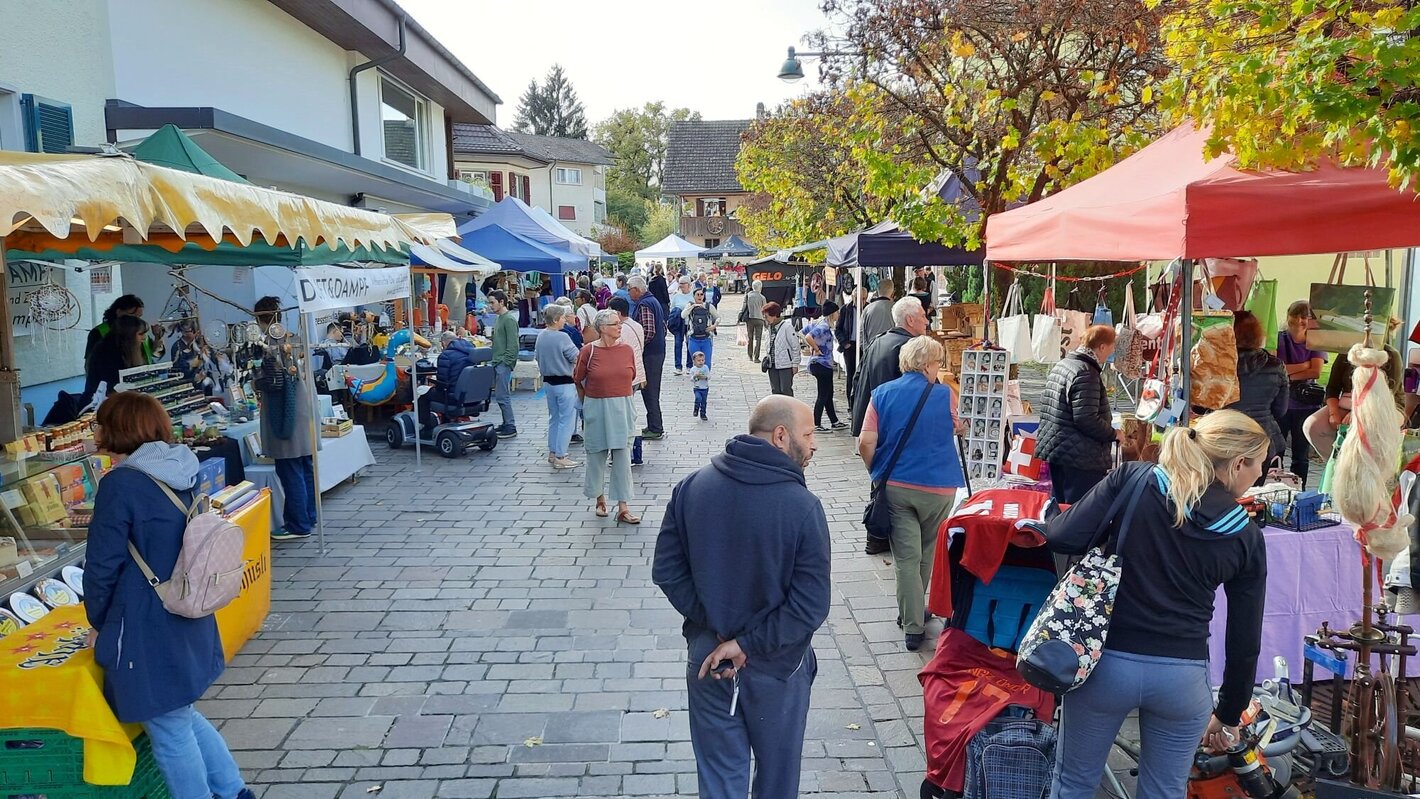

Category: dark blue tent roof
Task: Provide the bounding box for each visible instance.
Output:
[699,234,758,259]
[456,225,583,274]
[826,167,985,268]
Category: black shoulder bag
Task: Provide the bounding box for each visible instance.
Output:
[862,384,935,540]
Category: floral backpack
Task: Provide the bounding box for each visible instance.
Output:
[1015,467,1153,694]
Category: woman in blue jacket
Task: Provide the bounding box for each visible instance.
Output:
[84,392,253,799]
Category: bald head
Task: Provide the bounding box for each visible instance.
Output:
[748,396,817,468]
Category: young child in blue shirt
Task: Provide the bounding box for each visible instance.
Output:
[688,351,710,421]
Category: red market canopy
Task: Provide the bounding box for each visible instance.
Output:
[984,124,1420,262]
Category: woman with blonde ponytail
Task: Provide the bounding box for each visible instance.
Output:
[1043,410,1271,799]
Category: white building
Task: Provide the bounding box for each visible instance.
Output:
[0,0,500,415]
[452,125,612,237]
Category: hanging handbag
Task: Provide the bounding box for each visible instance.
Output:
[1016,466,1154,694]
[1308,253,1398,353]
[1115,280,1146,380]
[862,384,935,540]
[997,280,1034,363]
[1031,270,1063,364]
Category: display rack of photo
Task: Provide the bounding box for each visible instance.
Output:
[957,349,1009,481]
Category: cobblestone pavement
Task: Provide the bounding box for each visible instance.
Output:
[217,295,956,798]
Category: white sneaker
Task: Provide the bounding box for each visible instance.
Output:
[553,457,581,469]
[674,369,683,376]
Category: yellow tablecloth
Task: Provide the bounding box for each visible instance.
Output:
[0,604,139,785]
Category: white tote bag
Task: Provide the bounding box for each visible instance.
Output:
[1031,281,1063,364]
[997,280,1033,363]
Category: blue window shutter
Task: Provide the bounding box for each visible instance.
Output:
[20,94,74,154]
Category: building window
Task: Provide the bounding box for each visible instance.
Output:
[555,167,582,185]
[594,201,606,224]
[704,238,721,250]
[379,76,428,171]
[698,198,726,217]
[558,205,577,221]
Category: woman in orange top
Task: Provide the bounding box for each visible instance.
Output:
[575,308,640,524]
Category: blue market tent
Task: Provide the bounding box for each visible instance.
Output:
[457,224,583,274]
[457,196,599,257]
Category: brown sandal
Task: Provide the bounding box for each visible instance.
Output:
[615,509,641,525]
[595,496,609,517]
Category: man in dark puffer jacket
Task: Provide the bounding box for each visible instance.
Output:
[1037,324,1117,504]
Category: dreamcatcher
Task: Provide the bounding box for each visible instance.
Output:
[26,284,81,331]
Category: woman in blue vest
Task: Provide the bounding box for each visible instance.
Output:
[856,336,964,651]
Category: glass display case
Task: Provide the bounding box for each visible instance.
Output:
[0,452,98,599]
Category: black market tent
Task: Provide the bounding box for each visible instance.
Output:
[699,235,758,259]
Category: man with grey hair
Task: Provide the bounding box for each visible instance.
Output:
[627,275,667,440]
[859,278,898,346]
[654,395,829,798]
[851,295,928,554]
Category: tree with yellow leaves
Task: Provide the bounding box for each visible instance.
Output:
[1153,0,1420,189]
[811,0,1172,248]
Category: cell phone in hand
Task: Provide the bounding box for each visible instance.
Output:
[712,660,735,676]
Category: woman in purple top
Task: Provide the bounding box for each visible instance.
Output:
[1277,300,1326,486]
[803,302,847,432]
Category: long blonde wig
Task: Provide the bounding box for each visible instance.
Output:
[1335,343,1411,561]
[1157,410,1270,527]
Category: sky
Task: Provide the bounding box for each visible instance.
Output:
[396,0,830,125]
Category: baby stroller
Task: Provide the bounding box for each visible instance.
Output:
[920,488,1060,799]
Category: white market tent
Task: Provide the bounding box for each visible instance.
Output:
[457,196,600,258]
[636,234,703,260]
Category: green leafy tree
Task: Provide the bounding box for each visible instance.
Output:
[814,0,1170,249]
[736,86,911,250]
[606,185,650,232]
[594,102,701,201]
[512,64,589,139]
[637,201,677,244]
[1152,0,1420,189]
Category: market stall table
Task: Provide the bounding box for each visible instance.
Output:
[0,605,138,786]
[1208,522,1420,683]
[226,420,375,532]
[213,489,272,657]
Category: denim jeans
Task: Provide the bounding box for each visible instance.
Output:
[545,382,578,458]
[274,455,317,534]
[493,363,515,426]
[688,337,714,369]
[142,705,245,799]
[673,329,689,370]
[693,387,709,415]
[1051,650,1213,799]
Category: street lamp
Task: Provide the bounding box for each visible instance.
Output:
[777,46,855,83]
[778,47,809,82]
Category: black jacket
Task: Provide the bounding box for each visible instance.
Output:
[1036,350,1114,471]
[1045,462,1267,726]
[649,275,670,308]
[436,339,475,387]
[1227,349,1289,458]
[835,301,858,348]
[851,328,913,435]
[653,435,831,679]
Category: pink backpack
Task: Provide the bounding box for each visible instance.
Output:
[127,474,247,618]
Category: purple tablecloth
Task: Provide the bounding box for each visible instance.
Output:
[1208,523,1419,684]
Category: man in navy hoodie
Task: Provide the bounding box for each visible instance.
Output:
[653,396,831,799]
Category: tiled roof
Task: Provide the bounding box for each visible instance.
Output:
[505,132,613,165]
[382,120,419,168]
[451,124,549,162]
[662,119,752,195]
